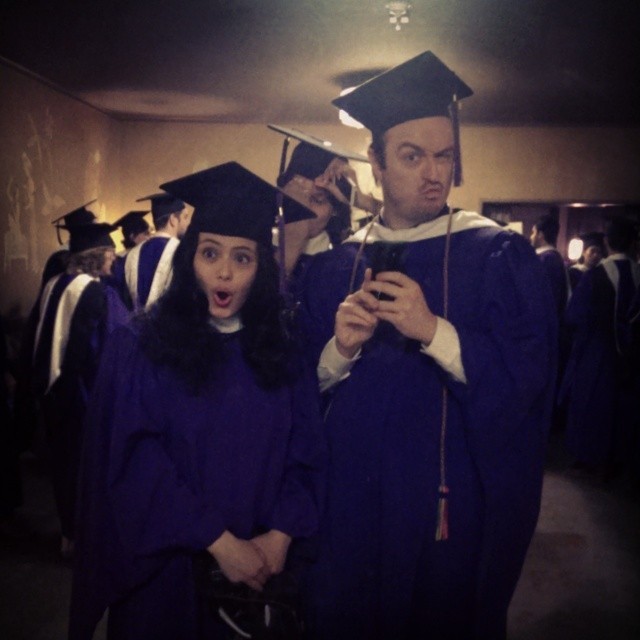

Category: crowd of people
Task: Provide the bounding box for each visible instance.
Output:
[1,49,639,640]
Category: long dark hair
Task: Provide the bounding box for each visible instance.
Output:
[136,229,296,393]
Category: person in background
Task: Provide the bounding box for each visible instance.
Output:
[124,193,190,311]
[568,231,606,291]
[43,202,98,288]
[268,126,380,303]
[69,163,326,640]
[560,217,640,480]
[114,209,152,251]
[109,210,153,310]
[530,209,569,319]
[31,222,129,559]
[0,316,22,522]
[298,51,557,639]
[13,202,99,460]
[531,209,571,431]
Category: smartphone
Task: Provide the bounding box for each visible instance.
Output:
[369,242,407,300]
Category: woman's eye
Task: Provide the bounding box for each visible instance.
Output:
[235,253,253,265]
[202,248,217,260]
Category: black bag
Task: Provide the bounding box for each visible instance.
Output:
[193,554,304,640]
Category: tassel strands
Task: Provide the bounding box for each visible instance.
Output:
[435,483,450,541]
[449,95,463,187]
[435,207,454,541]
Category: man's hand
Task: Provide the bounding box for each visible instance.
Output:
[335,269,379,358]
[364,271,438,345]
[207,530,270,591]
[250,530,291,575]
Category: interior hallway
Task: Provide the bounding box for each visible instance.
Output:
[1,432,639,640]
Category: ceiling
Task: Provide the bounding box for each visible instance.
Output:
[2,0,639,126]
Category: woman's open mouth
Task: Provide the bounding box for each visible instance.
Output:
[213,290,232,307]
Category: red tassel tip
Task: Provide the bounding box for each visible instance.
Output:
[435,485,450,542]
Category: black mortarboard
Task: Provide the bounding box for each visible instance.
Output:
[135,193,185,226]
[68,222,116,254]
[269,124,368,199]
[160,162,315,248]
[51,200,98,245]
[113,210,151,237]
[51,200,98,228]
[332,51,473,135]
[332,51,473,185]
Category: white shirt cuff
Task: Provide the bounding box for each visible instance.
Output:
[420,317,467,383]
[317,336,360,392]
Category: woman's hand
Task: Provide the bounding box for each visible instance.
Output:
[250,530,291,575]
[315,158,356,205]
[207,530,270,591]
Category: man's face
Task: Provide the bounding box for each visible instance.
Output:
[370,116,455,229]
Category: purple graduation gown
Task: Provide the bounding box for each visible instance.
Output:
[560,257,640,468]
[537,247,569,320]
[297,213,557,640]
[68,324,327,640]
[124,236,177,310]
[32,274,129,539]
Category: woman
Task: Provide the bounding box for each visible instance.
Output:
[275,137,380,300]
[568,231,606,291]
[32,222,129,558]
[69,163,326,640]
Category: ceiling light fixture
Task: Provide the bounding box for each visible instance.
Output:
[386,1,412,31]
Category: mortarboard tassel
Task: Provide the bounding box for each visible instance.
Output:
[436,483,450,541]
[435,208,454,542]
[276,136,292,296]
[450,96,463,187]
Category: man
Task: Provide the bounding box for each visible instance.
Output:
[561,217,640,478]
[530,209,569,318]
[298,51,557,639]
[124,193,189,311]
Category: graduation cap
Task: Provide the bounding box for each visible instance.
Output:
[268,125,369,204]
[135,193,185,226]
[113,210,151,237]
[68,222,116,254]
[159,162,315,248]
[51,200,97,244]
[331,50,473,185]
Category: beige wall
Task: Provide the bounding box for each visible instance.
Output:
[0,61,122,320]
[2,60,640,319]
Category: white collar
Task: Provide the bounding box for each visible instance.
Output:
[535,244,556,255]
[344,209,498,244]
[209,315,243,333]
[304,231,332,255]
[603,253,629,263]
